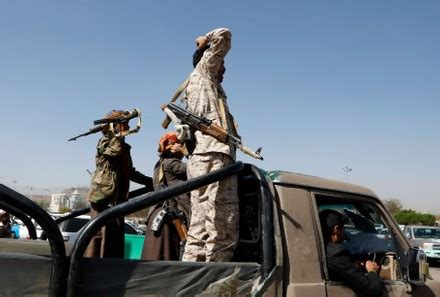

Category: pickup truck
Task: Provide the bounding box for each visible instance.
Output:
[404,225,440,263]
[0,162,437,296]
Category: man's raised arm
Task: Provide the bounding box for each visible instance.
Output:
[197,28,231,78]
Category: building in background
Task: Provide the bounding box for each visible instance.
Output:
[49,188,87,213]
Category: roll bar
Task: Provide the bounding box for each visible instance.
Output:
[248,164,275,279]
[0,184,67,297]
[0,200,37,239]
[67,161,245,296]
[66,161,276,296]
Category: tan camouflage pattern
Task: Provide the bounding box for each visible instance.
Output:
[182,28,240,262]
[184,28,237,160]
[182,152,239,262]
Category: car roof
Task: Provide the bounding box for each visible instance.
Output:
[267,170,377,198]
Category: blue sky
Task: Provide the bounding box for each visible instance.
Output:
[0,1,439,213]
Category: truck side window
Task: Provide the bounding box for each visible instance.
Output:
[316,194,402,281]
[317,198,394,255]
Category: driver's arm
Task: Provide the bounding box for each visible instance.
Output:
[329,249,383,296]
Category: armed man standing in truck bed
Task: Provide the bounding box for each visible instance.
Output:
[85,110,154,258]
[181,27,240,262]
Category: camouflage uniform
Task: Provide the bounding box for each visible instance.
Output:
[182,28,239,262]
[86,133,153,258]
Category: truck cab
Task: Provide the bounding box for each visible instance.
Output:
[0,162,435,296]
[267,170,432,296]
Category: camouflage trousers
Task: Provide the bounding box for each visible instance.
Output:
[182,152,239,262]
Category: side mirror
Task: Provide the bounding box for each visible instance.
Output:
[407,247,429,285]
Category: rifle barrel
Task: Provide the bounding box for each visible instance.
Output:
[68,125,103,141]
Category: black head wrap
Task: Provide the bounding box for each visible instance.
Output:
[192,45,210,68]
[319,209,344,242]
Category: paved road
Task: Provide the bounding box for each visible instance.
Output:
[430,265,440,278]
[429,264,440,281]
[425,264,440,295]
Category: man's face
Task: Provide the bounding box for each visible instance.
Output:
[170,142,184,159]
[335,225,345,242]
[331,225,345,243]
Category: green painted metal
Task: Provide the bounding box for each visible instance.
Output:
[124,234,145,259]
[266,170,282,182]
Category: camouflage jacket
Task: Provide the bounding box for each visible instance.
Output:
[184,28,238,160]
[88,134,153,204]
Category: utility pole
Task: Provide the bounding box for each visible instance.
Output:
[342,166,352,182]
[43,189,50,211]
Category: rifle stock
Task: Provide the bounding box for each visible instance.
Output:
[172,218,188,241]
[161,116,172,129]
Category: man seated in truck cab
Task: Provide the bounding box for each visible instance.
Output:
[320,209,383,297]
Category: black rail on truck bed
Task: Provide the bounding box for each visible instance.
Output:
[0,162,276,296]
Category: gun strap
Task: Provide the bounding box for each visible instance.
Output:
[216,98,228,130]
[158,160,166,187]
[153,159,167,189]
[171,78,190,103]
[217,98,238,137]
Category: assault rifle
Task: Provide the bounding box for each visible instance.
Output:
[151,206,188,241]
[150,205,188,259]
[163,103,263,160]
[68,108,142,141]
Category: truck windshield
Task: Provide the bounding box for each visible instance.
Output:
[413,227,440,239]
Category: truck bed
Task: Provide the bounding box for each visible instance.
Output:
[0,249,261,296]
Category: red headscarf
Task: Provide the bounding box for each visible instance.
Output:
[158,132,179,156]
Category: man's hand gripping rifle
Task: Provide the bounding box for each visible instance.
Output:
[68,108,142,141]
[163,103,263,160]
